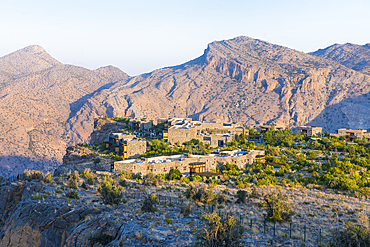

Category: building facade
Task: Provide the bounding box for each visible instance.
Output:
[113,149,265,177]
[106,133,146,159]
[330,128,370,141]
[297,126,322,136]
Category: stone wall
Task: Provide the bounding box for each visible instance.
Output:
[126,140,147,159]
[114,150,264,177]
[167,128,197,145]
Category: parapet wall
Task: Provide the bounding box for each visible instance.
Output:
[114,150,264,177]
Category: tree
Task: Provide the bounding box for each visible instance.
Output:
[97,177,123,205]
[263,191,295,222]
[168,169,182,180]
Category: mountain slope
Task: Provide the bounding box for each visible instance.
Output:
[0,46,129,177]
[71,36,370,136]
[310,43,370,75]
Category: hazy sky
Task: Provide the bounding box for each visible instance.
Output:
[1,0,369,76]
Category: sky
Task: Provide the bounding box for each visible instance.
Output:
[1,0,370,76]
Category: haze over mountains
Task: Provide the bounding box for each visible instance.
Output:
[1,36,370,177]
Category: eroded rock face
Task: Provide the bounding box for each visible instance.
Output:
[90,118,127,144]
[0,46,129,177]
[54,146,109,176]
[69,36,370,137]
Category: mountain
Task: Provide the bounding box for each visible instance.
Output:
[0,46,129,177]
[310,43,370,75]
[70,36,370,137]
[2,37,370,177]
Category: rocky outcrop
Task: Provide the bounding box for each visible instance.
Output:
[0,46,129,177]
[310,43,370,75]
[90,118,127,144]
[54,145,109,176]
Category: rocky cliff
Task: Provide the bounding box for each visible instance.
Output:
[2,37,370,177]
[71,36,370,135]
[310,43,370,75]
[0,46,129,177]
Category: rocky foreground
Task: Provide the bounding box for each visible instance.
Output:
[0,172,368,247]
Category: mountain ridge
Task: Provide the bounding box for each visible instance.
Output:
[1,37,370,176]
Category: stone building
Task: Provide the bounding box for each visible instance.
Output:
[330,128,370,141]
[113,149,265,177]
[163,118,244,147]
[255,124,284,133]
[129,117,153,131]
[106,133,146,159]
[297,126,322,136]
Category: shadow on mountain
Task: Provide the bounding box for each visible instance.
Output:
[0,155,61,179]
[67,82,117,123]
[307,92,370,132]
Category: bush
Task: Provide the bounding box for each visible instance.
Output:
[263,191,295,222]
[249,186,260,198]
[185,184,217,205]
[236,190,248,204]
[33,194,48,200]
[97,177,123,205]
[44,174,52,183]
[180,204,192,216]
[68,171,80,189]
[119,176,129,187]
[143,173,165,186]
[328,225,370,246]
[83,169,97,185]
[217,194,226,204]
[165,217,173,224]
[24,169,42,181]
[81,182,88,190]
[196,212,244,247]
[168,169,182,180]
[88,234,114,245]
[141,194,158,213]
[66,191,80,199]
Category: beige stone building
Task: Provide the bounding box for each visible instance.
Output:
[163,118,244,147]
[113,149,265,177]
[106,133,146,159]
[297,126,322,136]
[330,128,370,141]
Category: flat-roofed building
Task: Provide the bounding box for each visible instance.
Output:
[297,126,322,136]
[330,128,370,141]
[161,118,245,147]
[113,149,265,176]
[106,133,146,159]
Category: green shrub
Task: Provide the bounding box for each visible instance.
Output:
[328,224,370,247]
[236,190,247,204]
[185,184,217,205]
[249,186,260,198]
[180,204,192,216]
[217,194,226,204]
[196,212,244,247]
[81,182,88,190]
[263,191,295,222]
[24,169,42,181]
[68,171,80,189]
[55,188,62,194]
[88,234,114,245]
[97,177,123,205]
[143,173,165,186]
[168,169,182,180]
[165,217,173,224]
[33,194,48,200]
[141,194,158,213]
[44,174,52,183]
[66,191,80,199]
[83,169,97,185]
